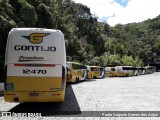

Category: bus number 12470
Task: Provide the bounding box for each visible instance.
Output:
[23,69,47,74]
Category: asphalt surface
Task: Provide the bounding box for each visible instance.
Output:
[0,73,160,120]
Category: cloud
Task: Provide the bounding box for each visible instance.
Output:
[74,0,114,17]
[113,0,130,7]
[73,0,160,26]
[108,0,160,26]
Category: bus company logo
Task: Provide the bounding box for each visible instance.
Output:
[2,112,11,117]
[22,33,50,44]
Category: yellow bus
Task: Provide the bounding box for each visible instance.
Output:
[114,66,131,77]
[105,67,116,77]
[87,66,105,79]
[4,28,66,102]
[138,67,146,75]
[145,66,156,74]
[122,66,139,76]
[66,62,87,83]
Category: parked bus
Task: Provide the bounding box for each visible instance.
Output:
[66,62,87,83]
[87,66,105,79]
[4,28,66,102]
[138,67,146,75]
[122,66,139,76]
[105,67,116,77]
[114,66,131,77]
[145,66,156,74]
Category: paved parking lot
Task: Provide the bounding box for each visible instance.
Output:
[0,73,160,119]
[72,72,160,111]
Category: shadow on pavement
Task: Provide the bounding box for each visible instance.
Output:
[9,85,81,117]
[84,79,97,82]
[67,79,96,85]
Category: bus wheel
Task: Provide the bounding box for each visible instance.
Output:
[111,73,113,77]
[76,77,79,82]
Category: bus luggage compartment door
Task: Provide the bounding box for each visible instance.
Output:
[5,64,63,92]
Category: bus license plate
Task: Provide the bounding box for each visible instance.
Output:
[29,93,39,96]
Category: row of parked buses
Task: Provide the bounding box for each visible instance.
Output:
[105,66,156,77]
[66,62,156,83]
[66,62,105,82]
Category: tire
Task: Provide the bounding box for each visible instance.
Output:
[93,76,96,79]
[111,73,113,77]
[76,77,79,82]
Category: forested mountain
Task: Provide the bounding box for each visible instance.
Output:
[0,0,160,67]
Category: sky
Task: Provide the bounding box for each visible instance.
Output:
[73,0,160,26]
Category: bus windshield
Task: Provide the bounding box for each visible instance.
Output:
[122,67,137,70]
[91,68,100,71]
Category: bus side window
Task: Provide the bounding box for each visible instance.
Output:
[66,67,70,71]
[111,68,115,71]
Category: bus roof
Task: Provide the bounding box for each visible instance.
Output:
[87,66,101,67]
[10,28,62,33]
[66,61,82,64]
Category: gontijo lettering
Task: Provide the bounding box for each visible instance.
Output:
[14,45,56,52]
